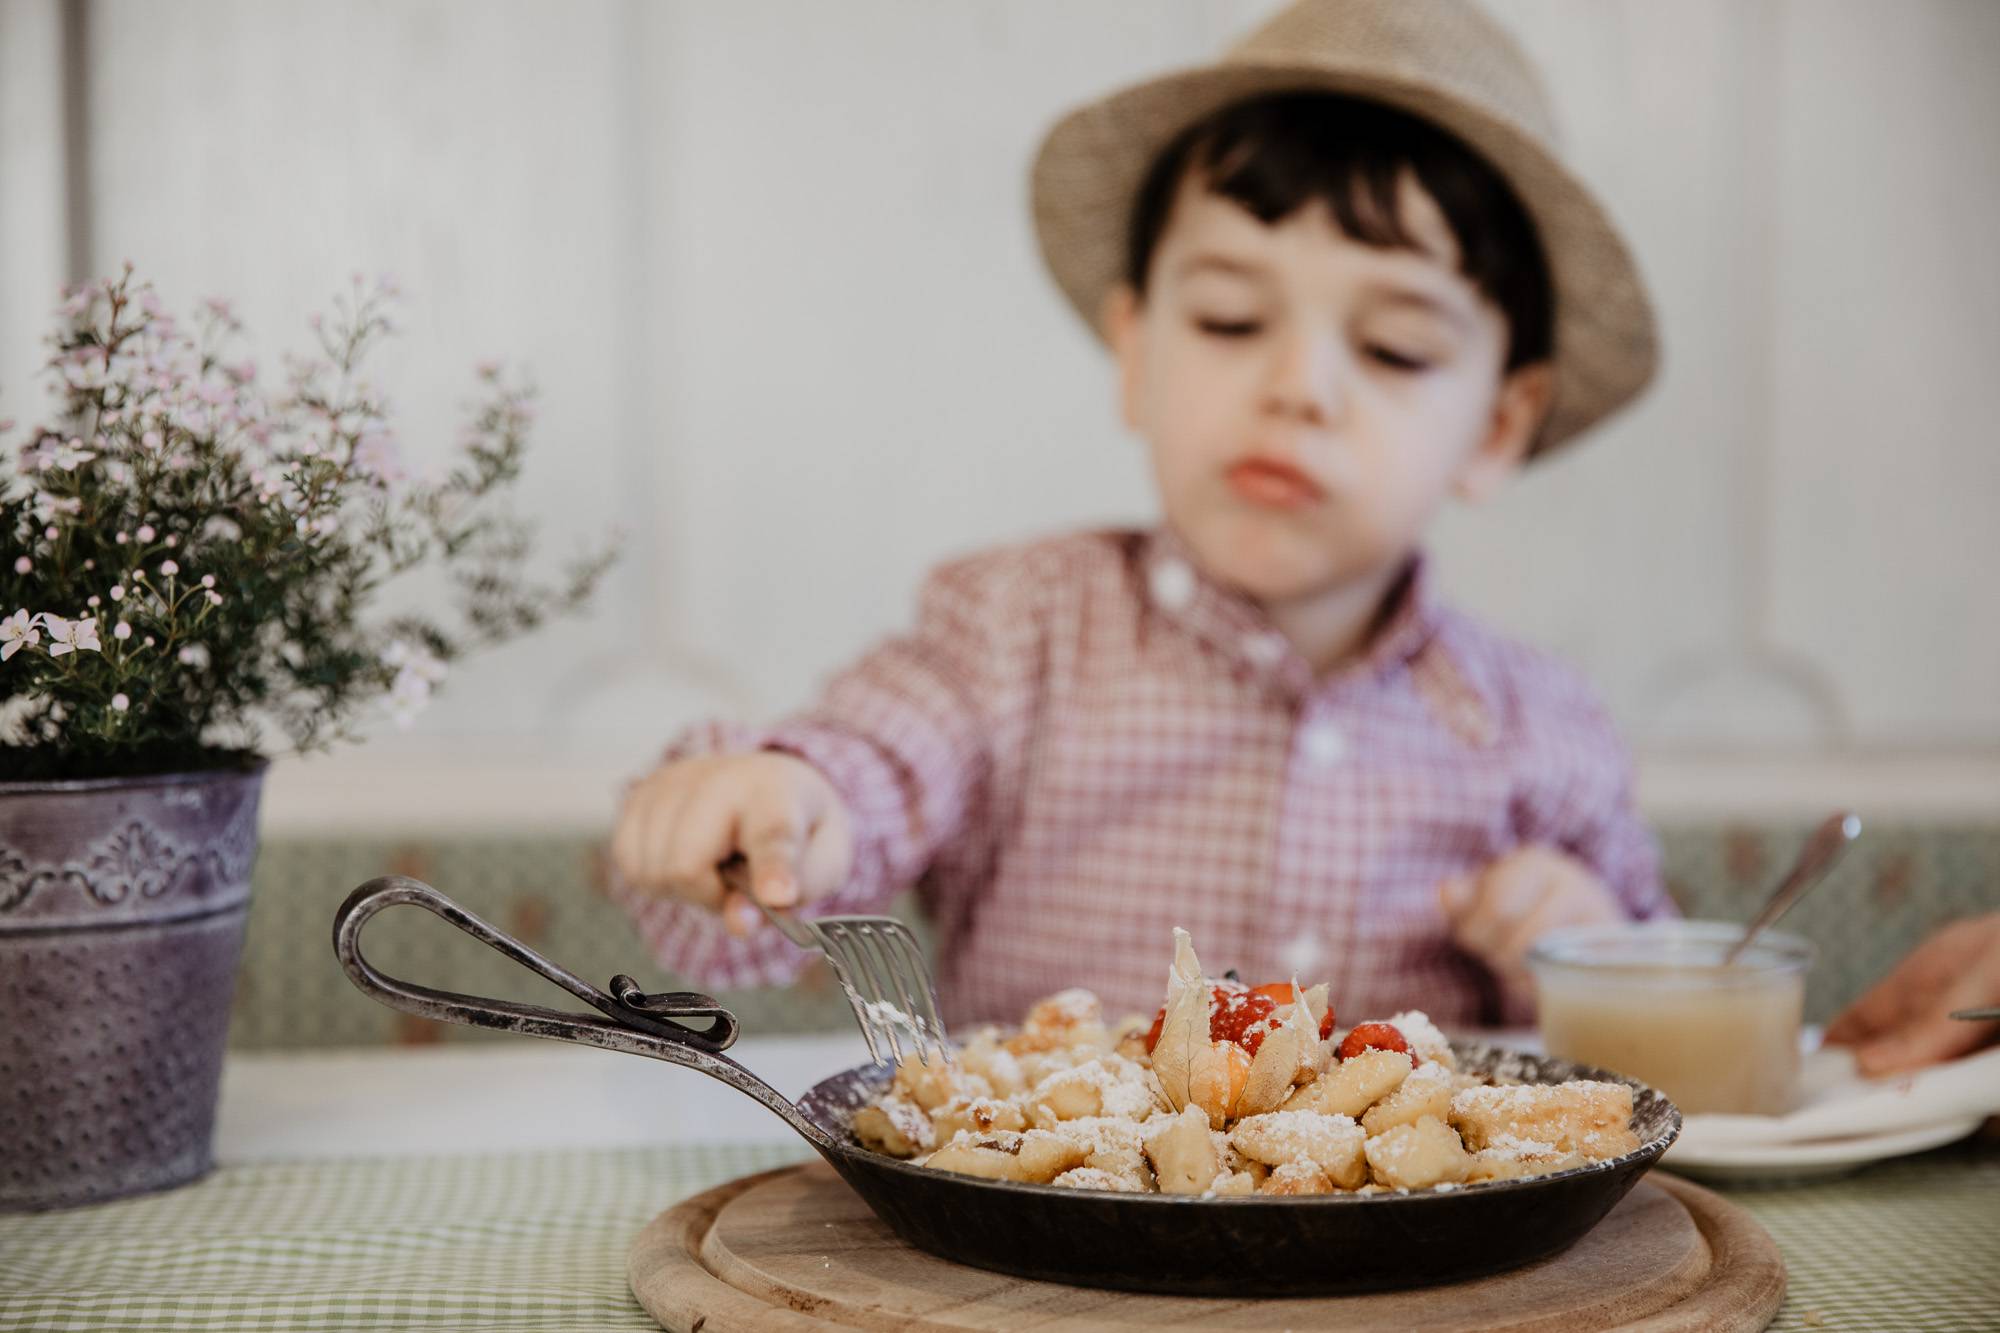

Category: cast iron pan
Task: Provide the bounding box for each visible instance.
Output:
[333,875,1681,1297]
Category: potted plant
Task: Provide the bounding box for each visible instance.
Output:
[0,268,612,1209]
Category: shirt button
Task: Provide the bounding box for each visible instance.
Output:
[1148,557,1196,611]
[1244,632,1288,668]
[1299,720,1348,767]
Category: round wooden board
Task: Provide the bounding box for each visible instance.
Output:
[629,1162,1784,1332]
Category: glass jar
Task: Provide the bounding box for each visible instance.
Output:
[1528,921,1813,1116]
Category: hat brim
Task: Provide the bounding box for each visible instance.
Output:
[1030,60,1659,455]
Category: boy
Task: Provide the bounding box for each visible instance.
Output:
[612,0,1675,1030]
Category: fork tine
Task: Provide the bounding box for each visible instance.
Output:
[869,924,940,1062]
[833,924,904,1065]
[814,930,885,1066]
[883,926,948,1060]
[853,925,921,1065]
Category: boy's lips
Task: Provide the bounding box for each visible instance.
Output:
[1225,457,1327,510]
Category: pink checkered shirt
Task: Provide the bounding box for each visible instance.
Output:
[619,528,1671,1032]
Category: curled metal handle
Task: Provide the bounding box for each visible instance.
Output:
[331,875,836,1150]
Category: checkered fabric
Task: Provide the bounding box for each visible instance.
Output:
[622,528,1670,1031]
[1,1142,1993,1330]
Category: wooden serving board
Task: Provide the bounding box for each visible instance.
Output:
[628,1162,1784,1332]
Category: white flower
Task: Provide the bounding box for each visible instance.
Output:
[44,614,100,657]
[136,524,156,542]
[109,585,125,601]
[110,693,129,712]
[0,610,40,661]
[113,621,131,641]
[177,644,209,669]
[383,639,448,729]
[43,526,57,541]
[115,531,129,545]
[12,557,28,575]
[205,590,223,607]
[32,494,82,523]
[200,574,216,589]
[159,560,179,577]
[51,438,96,471]
[86,596,100,608]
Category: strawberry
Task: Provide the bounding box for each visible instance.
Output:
[1142,982,1278,1054]
[1249,982,1335,1041]
[1336,1021,1409,1061]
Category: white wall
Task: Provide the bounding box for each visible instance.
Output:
[2,0,1995,829]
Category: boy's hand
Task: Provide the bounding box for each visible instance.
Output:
[1438,846,1626,990]
[1824,913,2000,1076]
[611,753,854,939]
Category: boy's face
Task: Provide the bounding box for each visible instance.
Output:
[1108,169,1551,606]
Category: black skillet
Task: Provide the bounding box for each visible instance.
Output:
[332,875,1681,1297]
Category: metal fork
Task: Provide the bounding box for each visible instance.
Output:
[719,855,949,1067]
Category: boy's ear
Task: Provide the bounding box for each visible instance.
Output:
[1454,362,1554,503]
[1103,284,1144,432]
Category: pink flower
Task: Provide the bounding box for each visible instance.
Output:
[44,615,100,657]
[0,610,40,661]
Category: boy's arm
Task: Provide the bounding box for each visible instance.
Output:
[1513,696,1673,924]
[1439,673,1675,1028]
[616,553,1045,990]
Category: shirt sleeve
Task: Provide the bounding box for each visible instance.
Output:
[614,550,1047,991]
[1491,668,1677,1025]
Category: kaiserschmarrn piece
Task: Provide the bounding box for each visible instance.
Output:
[853,927,1646,1195]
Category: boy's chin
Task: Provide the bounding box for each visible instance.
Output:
[1190,539,1361,606]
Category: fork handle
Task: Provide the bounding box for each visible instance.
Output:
[719,852,818,949]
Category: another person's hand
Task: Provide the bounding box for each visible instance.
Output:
[1823,912,2000,1077]
[610,753,854,938]
[1438,845,1627,991]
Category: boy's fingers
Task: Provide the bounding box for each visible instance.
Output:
[1437,874,1474,920]
[660,785,735,909]
[1854,1015,1989,1078]
[740,800,807,908]
[1455,864,1548,957]
[721,890,762,938]
[1825,970,1921,1048]
[799,804,855,902]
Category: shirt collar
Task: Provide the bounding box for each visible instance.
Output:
[1138,527,1448,698]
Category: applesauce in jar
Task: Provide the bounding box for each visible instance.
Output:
[1528,921,1813,1115]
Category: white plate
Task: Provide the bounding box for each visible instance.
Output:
[1660,1115,1983,1183]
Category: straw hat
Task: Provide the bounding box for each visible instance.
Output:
[1030,0,1658,455]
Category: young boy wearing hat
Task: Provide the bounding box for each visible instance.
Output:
[612,0,1675,1030]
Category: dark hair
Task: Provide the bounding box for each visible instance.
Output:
[1125,93,1554,370]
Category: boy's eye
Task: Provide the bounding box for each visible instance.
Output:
[1366,345,1432,372]
[1195,317,1262,339]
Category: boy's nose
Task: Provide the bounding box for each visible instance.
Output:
[1260,326,1344,427]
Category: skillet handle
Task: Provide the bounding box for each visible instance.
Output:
[332,875,835,1149]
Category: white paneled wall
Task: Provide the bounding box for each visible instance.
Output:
[1,0,1995,828]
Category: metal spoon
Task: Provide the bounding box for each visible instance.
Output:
[1722,811,1861,966]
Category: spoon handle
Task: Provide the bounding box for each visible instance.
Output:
[1723,811,1861,966]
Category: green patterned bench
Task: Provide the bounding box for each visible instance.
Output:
[232,823,1999,1049]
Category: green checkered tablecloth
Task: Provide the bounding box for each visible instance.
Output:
[1,1142,1994,1332]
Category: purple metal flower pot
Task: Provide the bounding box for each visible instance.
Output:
[0,765,263,1210]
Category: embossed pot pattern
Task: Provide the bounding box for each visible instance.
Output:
[0,765,264,1210]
